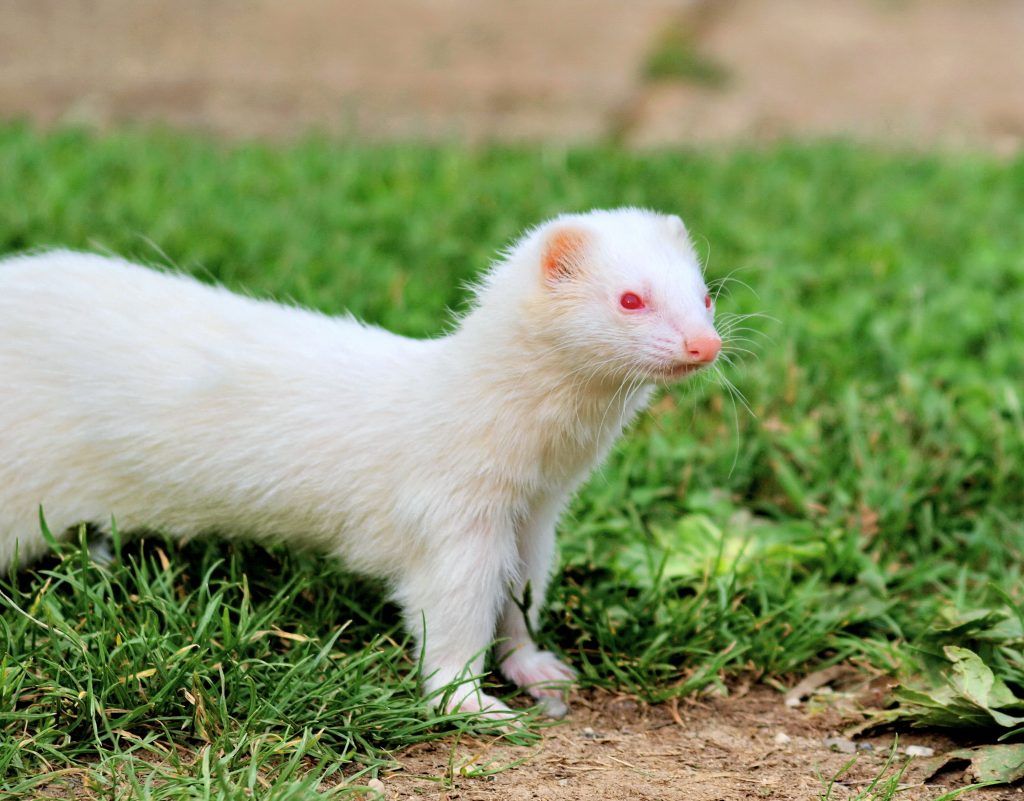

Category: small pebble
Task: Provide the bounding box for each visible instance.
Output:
[856,742,874,752]
[581,727,598,739]
[774,732,791,745]
[905,745,935,758]
[824,737,857,754]
[366,778,386,797]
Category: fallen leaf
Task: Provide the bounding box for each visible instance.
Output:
[921,743,1024,784]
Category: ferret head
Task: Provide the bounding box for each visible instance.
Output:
[509,208,721,384]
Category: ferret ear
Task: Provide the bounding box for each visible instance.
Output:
[667,214,688,238]
[541,226,588,283]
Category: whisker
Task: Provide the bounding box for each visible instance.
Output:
[713,366,756,420]
[720,345,758,360]
[708,266,760,298]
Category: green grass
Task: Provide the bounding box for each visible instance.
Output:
[1,124,1023,797]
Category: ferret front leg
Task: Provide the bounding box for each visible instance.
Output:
[397,523,518,719]
[497,495,576,716]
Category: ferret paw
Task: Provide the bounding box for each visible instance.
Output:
[500,647,576,707]
[88,537,114,566]
[445,691,521,726]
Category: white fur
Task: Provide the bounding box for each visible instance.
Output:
[0,208,718,716]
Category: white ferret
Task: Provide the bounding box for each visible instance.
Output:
[0,208,721,718]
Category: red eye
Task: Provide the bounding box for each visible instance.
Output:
[619,292,645,310]
[704,294,713,310]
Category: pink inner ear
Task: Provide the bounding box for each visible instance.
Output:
[542,228,587,282]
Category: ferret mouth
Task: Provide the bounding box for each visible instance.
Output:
[653,362,706,381]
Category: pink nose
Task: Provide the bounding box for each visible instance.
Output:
[686,335,722,363]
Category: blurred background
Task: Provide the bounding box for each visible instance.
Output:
[5,4,1024,799]
[2,0,1022,153]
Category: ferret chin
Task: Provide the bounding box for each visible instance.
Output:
[0,207,721,719]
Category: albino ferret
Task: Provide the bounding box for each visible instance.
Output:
[0,208,721,718]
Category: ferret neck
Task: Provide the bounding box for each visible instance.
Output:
[447,298,638,413]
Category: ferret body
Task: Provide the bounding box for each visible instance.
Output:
[0,208,721,716]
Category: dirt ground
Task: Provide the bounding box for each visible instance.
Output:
[381,687,1017,801]
[1,0,1022,151]
[0,0,677,141]
[26,684,1022,800]
[628,0,1024,153]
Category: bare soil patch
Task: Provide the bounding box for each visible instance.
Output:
[630,0,1024,153]
[2,0,1022,150]
[0,0,678,141]
[383,688,1014,801]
